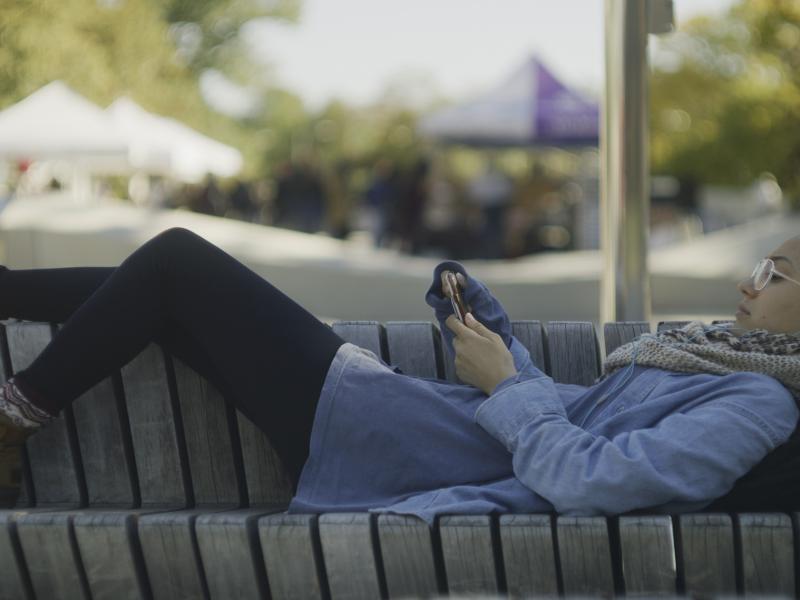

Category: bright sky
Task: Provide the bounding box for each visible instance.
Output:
[240,0,738,111]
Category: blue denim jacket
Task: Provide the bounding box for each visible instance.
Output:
[289,261,799,524]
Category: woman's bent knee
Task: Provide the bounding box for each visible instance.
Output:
[145,227,208,256]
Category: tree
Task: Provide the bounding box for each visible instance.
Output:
[650,0,800,204]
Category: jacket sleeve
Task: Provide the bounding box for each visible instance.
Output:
[474,373,800,515]
[425,260,537,379]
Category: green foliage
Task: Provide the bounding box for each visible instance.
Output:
[650,0,800,204]
[0,0,428,184]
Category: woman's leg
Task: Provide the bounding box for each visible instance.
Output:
[1,228,345,484]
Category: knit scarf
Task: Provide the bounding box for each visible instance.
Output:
[603,321,800,399]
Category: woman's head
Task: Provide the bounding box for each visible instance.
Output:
[736,236,800,334]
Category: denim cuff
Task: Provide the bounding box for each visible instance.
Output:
[475,378,566,452]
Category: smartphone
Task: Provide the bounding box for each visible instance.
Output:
[446,272,468,323]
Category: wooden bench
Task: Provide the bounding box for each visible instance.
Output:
[0,318,796,600]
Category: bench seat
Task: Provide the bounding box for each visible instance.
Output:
[0,318,794,600]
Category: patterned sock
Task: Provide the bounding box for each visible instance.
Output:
[0,378,55,430]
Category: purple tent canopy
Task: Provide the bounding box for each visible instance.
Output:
[418,56,599,147]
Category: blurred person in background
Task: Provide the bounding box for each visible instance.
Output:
[190,175,225,216]
[226,180,258,223]
[324,161,354,240]
[506,163,560,257]
[272,159,326,233]
[391,158,430,255]
[468,155,513,259]
[364,158,399,248]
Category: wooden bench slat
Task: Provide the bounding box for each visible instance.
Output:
[377,514,442,598]
[545,322,600,386]
[499,514,559,596]
[72,377,137,509]
[172,357,242,507]
[138,509,217,600]
[195,509,279,599]
[738,513,795,595]
[73,510,154,599]
[618,515,676,594]
[318,513,385,600]
[385,321,443,379]
[439,515,501,595]
[0,510,33,600]
[331,321,386,360]
[678,513,736,595]
[236,414,293,506]
[121,344,189,508]
[556,516,615,595]
[6,322,84,507]
[259,513,327,600]
[511,320,547,373]
[603,321,650,357]
[51,323,137,509]
[657,320,691,332]
[16,511,89,600]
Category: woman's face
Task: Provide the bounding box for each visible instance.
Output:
[736,237,800,334]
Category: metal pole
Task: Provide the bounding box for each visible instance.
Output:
[601,0,664,324]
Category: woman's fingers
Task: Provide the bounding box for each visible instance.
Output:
[441,271,453,298]
[441,270,468,299]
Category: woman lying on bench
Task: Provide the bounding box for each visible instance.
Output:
[0,227,799,521]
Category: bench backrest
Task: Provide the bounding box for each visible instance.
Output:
[0,318,676,511]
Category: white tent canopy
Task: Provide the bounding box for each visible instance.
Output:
[0,81,129,167]
[106,97,243,183]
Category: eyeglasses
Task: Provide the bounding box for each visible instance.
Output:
[750,258,800,291]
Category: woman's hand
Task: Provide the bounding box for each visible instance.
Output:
[445,312,517,395]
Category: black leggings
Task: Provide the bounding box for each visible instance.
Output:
[0,227,346,485]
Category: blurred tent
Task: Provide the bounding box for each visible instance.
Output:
[106,97,243,183]
[0,81,129,170]
[418,56,599,147]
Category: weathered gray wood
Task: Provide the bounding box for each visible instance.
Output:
[260,513,326,600]
[377,514,441,598]
[737,513,794,595]
[499,514,559,597]
[331,321,386,359]
[51,322,136,509]
[545,322,600,385]
[439,515,500,595]
[236,413,293,506]
[618,515,676,594]
[0,510,33,600]
[318,513,384,600]
[678,513,736,596]
[385,321,442,378]
[556,516,615,595]
[603,321,650,357]
[511,320,547,372]
[172,357,241,507]
[139,509,224,600]
[6,322,84,507]
[16,511,89,600]
[73,510,154,600]
[121,344,188,508]
[70,375,136,507]
[195,508,278,599]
